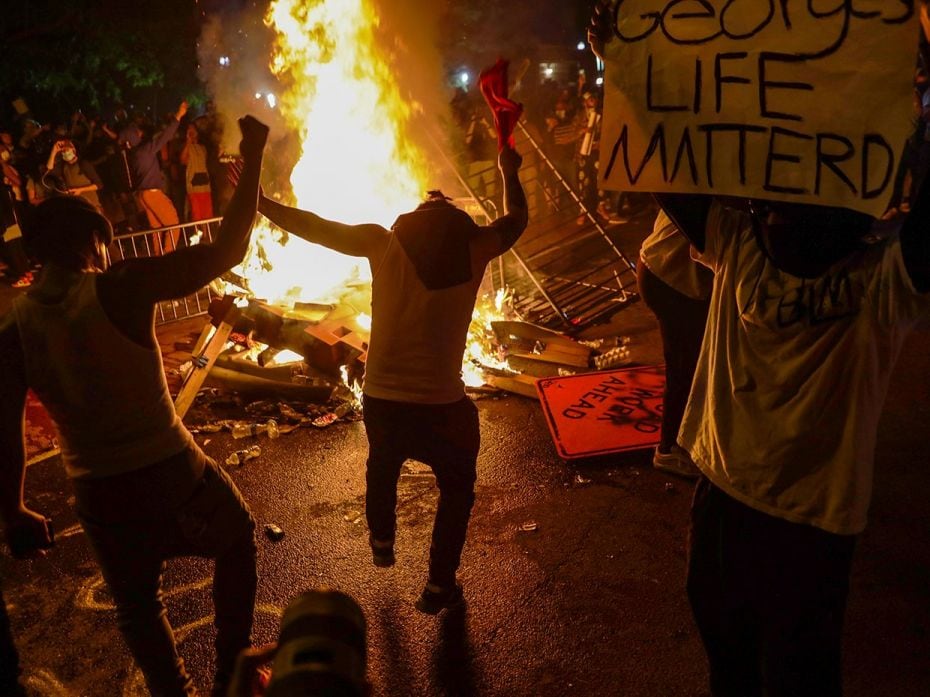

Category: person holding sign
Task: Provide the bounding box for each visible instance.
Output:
[592,3,930,696]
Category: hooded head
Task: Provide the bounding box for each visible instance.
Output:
[29,196,113,271]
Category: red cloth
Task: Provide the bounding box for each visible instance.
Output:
[478,59,524,151]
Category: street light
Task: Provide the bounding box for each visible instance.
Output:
[459,71,470,87]
[577,41,586,51]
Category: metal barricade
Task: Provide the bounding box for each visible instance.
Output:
[108,217,224,324]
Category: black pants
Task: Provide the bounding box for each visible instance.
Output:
[687,477,856,697]
[363,394,480,587]
[75,446,257,697]
[637,262,710,451]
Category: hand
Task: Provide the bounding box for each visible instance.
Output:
[498,146,523,175]
[5,507,54,560]
[227,644,277,697]
[237,115,269,165]
[176,101,189,121]
[587,1,613,61]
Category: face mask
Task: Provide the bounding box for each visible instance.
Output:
[62,150,77,163]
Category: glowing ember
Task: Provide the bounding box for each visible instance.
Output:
[268,349,305,365]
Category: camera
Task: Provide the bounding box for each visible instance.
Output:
[265,589,367,697]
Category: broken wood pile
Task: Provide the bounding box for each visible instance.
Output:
[172,294,633,431]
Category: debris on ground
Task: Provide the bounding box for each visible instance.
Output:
[263,523,285,542]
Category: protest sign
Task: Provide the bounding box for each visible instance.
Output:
[600,1,921,217]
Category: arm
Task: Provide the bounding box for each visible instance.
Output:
[69,161,102,195]
[46,141,61,172]
[0,317,53,558]
[471,147,529,266]
[150,101,188,154]
[652,193,713,252]
[258,196,389,260]
[100,115,269,304]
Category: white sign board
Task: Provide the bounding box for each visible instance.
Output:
[600,2,921,216]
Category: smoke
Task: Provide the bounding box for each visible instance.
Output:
[369,0,459,190]
[196,0,460,200]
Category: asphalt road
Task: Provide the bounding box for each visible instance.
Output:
[1,228,928,696]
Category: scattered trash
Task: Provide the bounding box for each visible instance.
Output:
[593,346,633,370]
[264,523,285,542]
[189,422,226,434]
[225,444,261,467]
[311,402,354,428]
[580,336,631,351]
[574,474,591,485]
[203,439,211,446]
[231,419,280,440]
[519,521,538,532]
[279,403,304,422]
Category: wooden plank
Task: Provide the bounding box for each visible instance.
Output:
[486,374,540,400]
[174,320,234,419]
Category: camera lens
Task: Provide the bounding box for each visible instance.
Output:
[266,589,367,697]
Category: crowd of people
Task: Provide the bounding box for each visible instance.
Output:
[451,73,651,228]
[1,4,929,695]
[0,100,232,288]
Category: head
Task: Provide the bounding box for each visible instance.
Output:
[58,140,78,163]
[186,124,200,142]
[554,100,568,119]
[749,199,873,273]
[29,197,113,271]
[22,120,41,139]
[0,131,12,148]
[583,91,598,110]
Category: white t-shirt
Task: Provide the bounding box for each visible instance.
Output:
[640,211,713,300]
[679,202,930,534]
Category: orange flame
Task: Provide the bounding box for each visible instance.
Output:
[235,0,431,304]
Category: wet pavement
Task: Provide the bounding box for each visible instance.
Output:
[1,223,929,696]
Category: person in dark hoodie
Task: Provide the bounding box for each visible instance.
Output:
[121,101,188,253]
[242,145,527,614]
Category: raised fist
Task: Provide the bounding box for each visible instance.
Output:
[238,115,269,164]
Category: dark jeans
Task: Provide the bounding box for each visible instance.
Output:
[637,262,710,451]
[363,394,480,588]
[687,477,856,697]
[75,446,256,697]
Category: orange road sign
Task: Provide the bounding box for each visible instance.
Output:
[536,365,665,459]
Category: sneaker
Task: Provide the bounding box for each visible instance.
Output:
[369,536,395,568]
[652,445,699,480]
[415,582,464,615]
